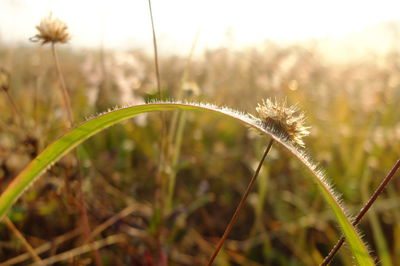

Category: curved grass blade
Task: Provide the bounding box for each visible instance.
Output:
[0,101,374,265]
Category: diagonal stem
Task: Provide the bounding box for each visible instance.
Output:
[321,159,400,265]
[4,217,44,265]
[206,139,274,266]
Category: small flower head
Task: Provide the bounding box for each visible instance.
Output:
[256,98,310,147]
[30,14,70,45]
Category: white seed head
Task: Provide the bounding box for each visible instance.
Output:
[256,98,310,147]
[30,14,70,45]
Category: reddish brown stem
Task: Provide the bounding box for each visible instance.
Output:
[321,159,400,265]
[206,139,274,265]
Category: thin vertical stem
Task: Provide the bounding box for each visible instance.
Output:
[33,77,39,134]
[147,1,167,263]
[207,139,274,266]
[147,0,166,204]
[51,43,73,126]
[148,0,161,97]
[147,0,166,182]
[165,33,200,213]
[166,111,187,212]
[321,159,400,265]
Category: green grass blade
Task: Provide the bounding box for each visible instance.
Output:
[0,101,374,265]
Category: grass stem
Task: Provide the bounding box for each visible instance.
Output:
[165,32,199,213]
[51,43,73,126]
[147,1,168,263]
[166,111,187,212]
[321,159,400,265]
[206,139,274,265]
[4,217,44,265]
[147,0,161,97]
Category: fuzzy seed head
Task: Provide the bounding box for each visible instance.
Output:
[256,98,310,147]
[30,14,70,45]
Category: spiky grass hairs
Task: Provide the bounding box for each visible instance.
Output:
[256,98,310,147]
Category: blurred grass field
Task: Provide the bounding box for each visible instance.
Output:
[0,41,399,265]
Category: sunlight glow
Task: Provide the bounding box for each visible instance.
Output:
[1,0,399,53]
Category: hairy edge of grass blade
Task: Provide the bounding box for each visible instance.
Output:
[0,100,374,265]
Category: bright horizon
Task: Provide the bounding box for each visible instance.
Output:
[1,0,400,54]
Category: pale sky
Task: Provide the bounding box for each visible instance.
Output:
[1,0,400,54]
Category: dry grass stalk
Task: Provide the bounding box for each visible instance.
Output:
[2,229,82,265]
[206,139,274,265]
[4,217,44,265]
[29,234,124,266]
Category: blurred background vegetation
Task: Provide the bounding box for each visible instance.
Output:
[0,38,399,265]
